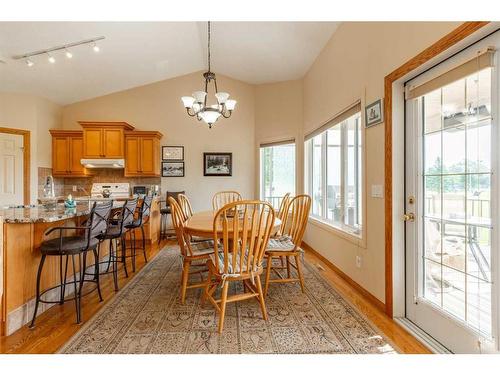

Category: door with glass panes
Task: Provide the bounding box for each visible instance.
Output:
[405,34,499,353]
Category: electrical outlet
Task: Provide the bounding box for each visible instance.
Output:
[72,185,77,192]
[356,255,362,268]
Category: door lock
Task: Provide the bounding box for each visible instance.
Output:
[402,213,415,222]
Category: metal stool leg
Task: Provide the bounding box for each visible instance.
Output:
[71,254,81,324]
[131,230,136,273]
[141,225,148,263]
[29,254,46,328]
[111,239,119,291]
[121,235,129,278]
[93,247,103,302]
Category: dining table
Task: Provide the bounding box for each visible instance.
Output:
[184,210,282,239]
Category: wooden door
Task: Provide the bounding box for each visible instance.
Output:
[83,128,103,158]
[140,137,155,175]
[103,128,123,158]
[125,136,140,176]
[69,137,86,176]
[52,136,70,175]
[0,132,24,206]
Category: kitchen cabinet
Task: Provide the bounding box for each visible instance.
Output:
[79,121,135,158]
[49,130,89,177]
[124,131,162,177]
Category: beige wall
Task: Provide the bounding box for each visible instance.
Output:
[254,80,304,195]
[61,71,256,211]
[302,22,461,302]
[0,93,62,204]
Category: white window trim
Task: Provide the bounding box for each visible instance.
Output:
[305,111,364,242]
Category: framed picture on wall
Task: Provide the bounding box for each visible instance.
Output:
[365,99,384,127]
[162,161,185,177]
[203,152,232,176]
[162,146,184,161]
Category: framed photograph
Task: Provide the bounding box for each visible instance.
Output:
[162,161,185,177]
[162,146,184,161]
[365,99,384,127]
[203,152,232,176]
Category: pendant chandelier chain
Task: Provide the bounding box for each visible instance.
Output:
[208,21,211,72]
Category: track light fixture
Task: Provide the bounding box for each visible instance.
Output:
[12,36,105,67]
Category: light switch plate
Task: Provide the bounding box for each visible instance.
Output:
[371,184,383,198]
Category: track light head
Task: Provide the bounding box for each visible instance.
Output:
[65,49,73,58]
[47,53,55,63]
[26,58,34,67]
[92,43,100,53]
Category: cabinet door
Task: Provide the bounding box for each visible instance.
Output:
[69,137,86,175]
[125,136,140,176]
[103,129,123,158]
[84,128,103,158]
[52,137,70,175]
[140,137,156,175]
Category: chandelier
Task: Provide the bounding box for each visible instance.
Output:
[181,22,237,128]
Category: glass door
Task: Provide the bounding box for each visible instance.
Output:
[405,39,499,353]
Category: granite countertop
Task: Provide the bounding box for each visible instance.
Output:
[0,201,125,224]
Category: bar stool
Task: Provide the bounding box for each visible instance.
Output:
[158,191,184,244]
[30,201,113,327]
[98,198,138,291]
[125,195,153,272]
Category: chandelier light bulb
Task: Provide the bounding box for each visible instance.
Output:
[215,92,229,104]
[225,99,237,111]
[47,53,55,63]
[26,58,34,67]
[181,96,195,108]
[65,48,73,58]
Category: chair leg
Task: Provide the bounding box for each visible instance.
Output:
[111,239,119,291]
[180,260,190,304]
[264,254,272,296]
[105,241,112,273]
[93,247,103,302]
[131,230,136,273]
[60,255,69,304]
[141,225,148,263]
[286,256,292,278]
[71,254,81,324]
[201,266,212,306]
[294,254,305,293]
[29,254,46,328]
[217,281,229,334]
[121,235,129,278]
[255,274,268,320]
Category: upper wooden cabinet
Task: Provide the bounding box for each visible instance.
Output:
[125,131,162,177]
[79,121,135,158]
[49,130,89,177]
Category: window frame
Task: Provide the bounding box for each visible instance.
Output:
[305,111,363,237]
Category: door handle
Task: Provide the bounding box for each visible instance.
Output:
[402,213,415,222]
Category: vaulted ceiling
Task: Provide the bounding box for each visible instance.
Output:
[0,22,339,105]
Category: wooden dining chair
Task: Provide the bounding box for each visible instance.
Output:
[275,192,291,237]
[169,197,216,304]
[177,193,194,220]
[204,200,275,333]
[212,191,242,211]
[263,194,311,296]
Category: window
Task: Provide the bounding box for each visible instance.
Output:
[305,108,362,235]
[260,141,295,209]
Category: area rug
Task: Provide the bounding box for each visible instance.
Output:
[59,245,398,354]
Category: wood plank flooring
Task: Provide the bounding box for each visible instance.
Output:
[0,240,430,354]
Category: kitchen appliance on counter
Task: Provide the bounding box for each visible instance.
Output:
[90,183,130,199]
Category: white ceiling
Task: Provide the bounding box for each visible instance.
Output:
[0,22,339,105]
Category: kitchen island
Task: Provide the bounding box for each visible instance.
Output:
[0,198,160,336]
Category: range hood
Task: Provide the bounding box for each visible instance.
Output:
[80,159,125,169]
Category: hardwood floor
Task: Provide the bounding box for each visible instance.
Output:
[0,239,430,354]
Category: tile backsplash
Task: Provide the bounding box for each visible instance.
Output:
[37,168,160,199]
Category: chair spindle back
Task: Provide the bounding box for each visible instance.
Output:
[212,191,242,211]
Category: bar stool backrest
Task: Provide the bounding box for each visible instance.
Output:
[88,200,113,242]
[213,200,275,275]
[139,195,153,224]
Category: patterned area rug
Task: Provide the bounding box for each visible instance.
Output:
[59,246,397,354]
